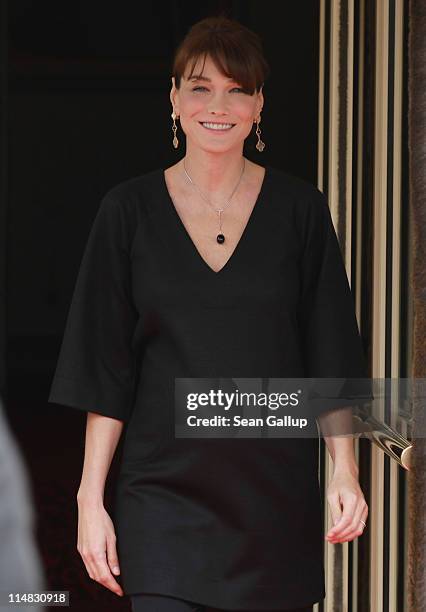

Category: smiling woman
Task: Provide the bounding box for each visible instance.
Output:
[170,58,266,157]
[168,14,269,161]
[48,13,369,612]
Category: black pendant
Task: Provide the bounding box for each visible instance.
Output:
[217,233,225,244]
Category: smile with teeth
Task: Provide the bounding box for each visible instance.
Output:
[200,121,235,131]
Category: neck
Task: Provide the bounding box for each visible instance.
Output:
[180,150,248,196]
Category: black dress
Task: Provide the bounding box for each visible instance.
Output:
[48,164,369,610]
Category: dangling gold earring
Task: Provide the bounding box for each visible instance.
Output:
[254,115,265,152]
[171,111,179,149]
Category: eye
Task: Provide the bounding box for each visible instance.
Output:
[191,86,245,93]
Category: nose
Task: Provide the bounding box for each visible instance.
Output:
[206,109,229,121]
[206,92,229,115]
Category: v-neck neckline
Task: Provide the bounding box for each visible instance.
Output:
[160,164,270,276]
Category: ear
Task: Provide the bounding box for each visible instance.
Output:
[170,77,179,114]
[257,86,264,115]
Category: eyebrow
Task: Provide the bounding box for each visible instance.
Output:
[188,75,237,83]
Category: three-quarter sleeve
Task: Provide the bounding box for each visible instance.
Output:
[297,189,370,417]
[48,194,139,423]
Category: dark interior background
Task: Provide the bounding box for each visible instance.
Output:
[3,1,319,609]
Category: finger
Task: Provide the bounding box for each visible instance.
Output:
[82,549,104,581]
[361,505,368,527]
[336,499,368,540]
[353,504,369,539]
[106,533,121,576]
[330,501,368,543]
[90,551,124,596]
[327,492,358,538]
[94,558,123,595]
[330,500,368,542]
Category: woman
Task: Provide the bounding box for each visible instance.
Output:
[48,15,369,612]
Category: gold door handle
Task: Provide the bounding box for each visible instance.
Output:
[352,412,412,470]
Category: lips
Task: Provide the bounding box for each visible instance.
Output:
[198,121,236,131]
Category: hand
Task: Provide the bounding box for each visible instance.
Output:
[325,469,368,544]
[76,498,124,596]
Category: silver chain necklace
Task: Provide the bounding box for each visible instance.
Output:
[182,158,246,244]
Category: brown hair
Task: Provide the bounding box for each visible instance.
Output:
[171,15,271,96]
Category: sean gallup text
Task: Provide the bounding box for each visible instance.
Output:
[186,415,309,429]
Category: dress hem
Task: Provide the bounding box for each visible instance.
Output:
[119,561,325,610]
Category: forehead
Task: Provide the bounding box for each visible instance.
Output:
[184,54,237,83]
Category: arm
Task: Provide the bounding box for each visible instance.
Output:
[48,194,138,596]
[297,189,370,544]
[317,407,368,544]
[316,406,358,476]
[77,412,124,505]
[76,413,125,597]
